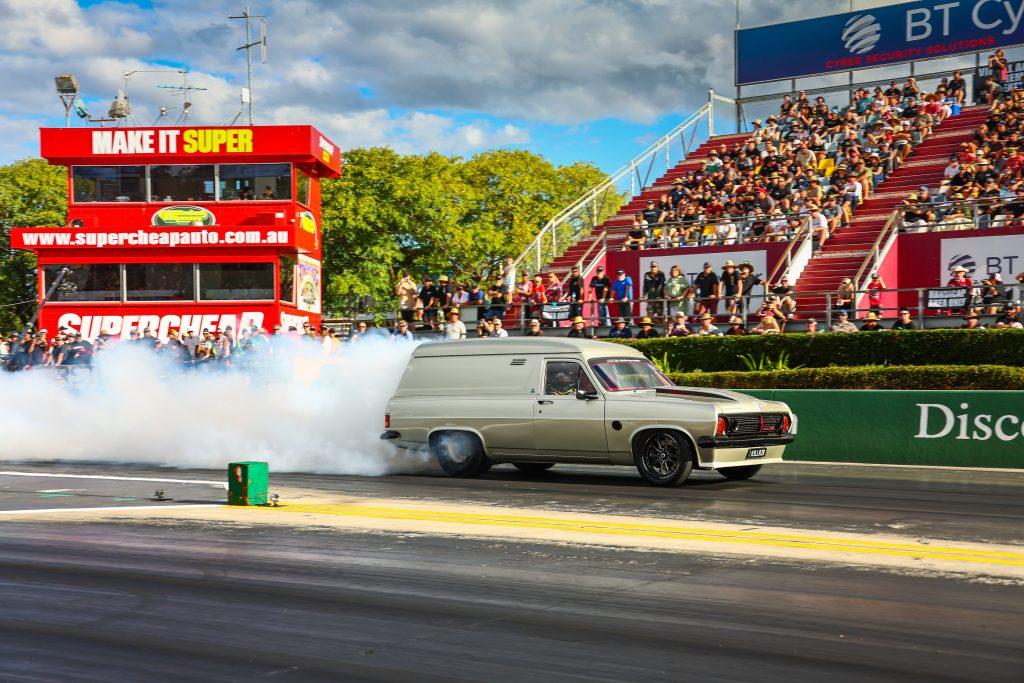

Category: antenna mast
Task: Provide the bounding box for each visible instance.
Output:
[229,5,267,125]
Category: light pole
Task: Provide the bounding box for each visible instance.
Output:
[54,74,79,128]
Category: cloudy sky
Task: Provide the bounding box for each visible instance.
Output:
[0,0,942,170]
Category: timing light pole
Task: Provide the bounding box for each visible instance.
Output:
[230,6,268,125]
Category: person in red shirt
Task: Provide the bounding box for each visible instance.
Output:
[946,265,974,315]
[865,273,886,316]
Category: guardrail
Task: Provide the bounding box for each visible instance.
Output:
[513,91,743,276]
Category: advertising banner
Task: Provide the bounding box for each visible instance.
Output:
[925,287,971,308]
[736,0,1024,85]
[974,58,1024,98]
[938,232,1024,280]
[11,225,293,250]
[742,389,1024,468]
[296,255,322,314]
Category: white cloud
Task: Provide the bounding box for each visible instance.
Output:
[0,0,863,160]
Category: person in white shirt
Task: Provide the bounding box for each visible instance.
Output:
[809,209,830,247]
[715,218,738,245]
[489,317,509,337]
[443,309,467,340]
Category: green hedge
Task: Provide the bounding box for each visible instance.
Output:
[667,364,1024,390]
[615,328,1024,372]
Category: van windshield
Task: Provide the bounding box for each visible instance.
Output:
[589,358,673,392]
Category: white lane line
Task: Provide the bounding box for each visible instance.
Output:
[0,471,228,489]
[0,504,224,516]
[797,461,1024,473]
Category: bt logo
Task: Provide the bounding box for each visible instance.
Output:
[842,14,882,54]
[947,253,977,276]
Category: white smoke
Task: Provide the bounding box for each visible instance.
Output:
[0,335,432,475]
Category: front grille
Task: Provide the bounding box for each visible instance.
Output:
[727,414,784,436]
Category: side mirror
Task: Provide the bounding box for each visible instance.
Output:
[576,389,599,401]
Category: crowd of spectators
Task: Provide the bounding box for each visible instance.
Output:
[620,76,954,253]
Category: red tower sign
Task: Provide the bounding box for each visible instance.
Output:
[11,124,342,340]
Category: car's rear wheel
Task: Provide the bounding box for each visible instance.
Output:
[513,462,555,476]
[719,465,762,480]
[633,431,694,487]
[430,431,491,477]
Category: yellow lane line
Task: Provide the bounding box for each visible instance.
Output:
[250,504,1024,568]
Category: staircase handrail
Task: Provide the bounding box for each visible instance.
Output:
[766,220,810,285]
[853,208,901,292]
[514,99,722,274]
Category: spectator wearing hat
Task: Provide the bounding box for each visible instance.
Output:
[588,265,611,327]
[831,311,858,332]
[860,312,883,331]
[567,316,587,338]
[443,308,466,340]
[980,273,1005,314]
[805,318,821,335]
[391,319,414,341]
[724,315,746,336]
[946,265,974,314]
[643,262,666,322]
[891,308,917,330]
[524,319,544,337]
[961,313,985,329]
[695,313,722,337]
[475,319,493,338]
[607,318,632,339]
[437,275,456,316]
[636,317,660,339]
[612,268,634,323]
[865,273,886,316]
[718,260,742,316]
[666,312,690,337]
[994,300,1022,328]
[486,277,509,320]
[490,317,509,337]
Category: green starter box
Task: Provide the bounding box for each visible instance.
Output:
[227,461,269,506]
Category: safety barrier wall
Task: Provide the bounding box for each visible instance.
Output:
[740,390,1024,469]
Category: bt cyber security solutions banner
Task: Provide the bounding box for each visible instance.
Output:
[736,0,1024,85]
[940,232,1024,280]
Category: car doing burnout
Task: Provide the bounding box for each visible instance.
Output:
[381,338,795,486]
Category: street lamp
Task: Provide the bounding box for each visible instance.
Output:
[54,74,79,128]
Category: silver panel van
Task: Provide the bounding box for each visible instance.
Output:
[381,338,795,486]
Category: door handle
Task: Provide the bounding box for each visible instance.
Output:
[537,400,553,405]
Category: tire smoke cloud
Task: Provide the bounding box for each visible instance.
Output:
[0,336,430,475]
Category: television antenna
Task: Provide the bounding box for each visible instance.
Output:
[230,6,267,125]
[156,77,207,124]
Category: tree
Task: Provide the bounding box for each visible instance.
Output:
[319,148,616,315]
[0,159,66,330]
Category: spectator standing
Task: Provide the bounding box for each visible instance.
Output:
[865,273,886,316]
[612,269,634,323]
[693,261,719,315]
[664,265,690,319]
[643,262,666,322]
[588,265,611,327]
[502,256,517,292]
[418,277,440,328]
[486,278,508,320]
[395,273,418,323]
[718,260,742,316]
[443,309,467,340]
[836,278,856,314]
[565,266,584,319]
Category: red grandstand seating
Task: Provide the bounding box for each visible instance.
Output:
[794,105,989,315]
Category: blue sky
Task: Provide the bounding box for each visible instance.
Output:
[0,0,941,173]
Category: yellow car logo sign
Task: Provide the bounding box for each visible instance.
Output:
[299,211,317,234]
[152,205,216,227]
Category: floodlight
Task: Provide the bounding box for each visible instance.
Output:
[54,74,79,96]
[109,90,131,118]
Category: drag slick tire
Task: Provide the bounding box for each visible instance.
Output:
[430,431,492,477]
[633,430,694,487]
[719,465,762,480]
[513,462,555,476]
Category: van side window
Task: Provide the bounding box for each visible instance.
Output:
[544,361,596,395]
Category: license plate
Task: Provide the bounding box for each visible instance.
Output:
[746,447,767,459]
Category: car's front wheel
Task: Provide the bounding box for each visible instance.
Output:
[430,431,491,477]
[719,465,762,480]
[633,431,694,487]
